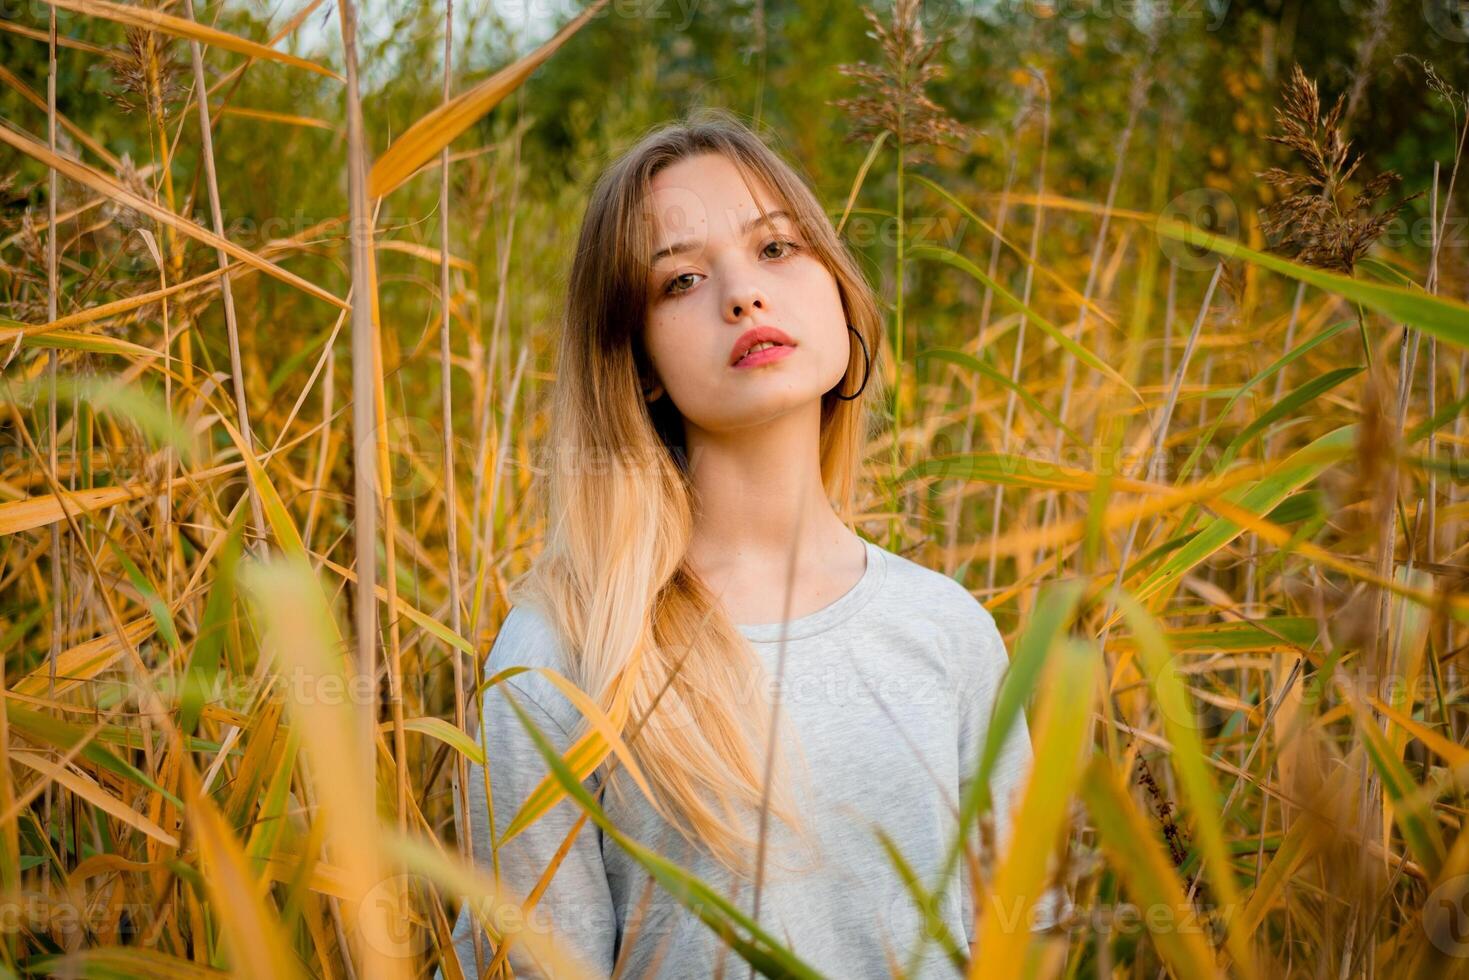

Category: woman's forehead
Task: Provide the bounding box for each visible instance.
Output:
[645,155,788,245]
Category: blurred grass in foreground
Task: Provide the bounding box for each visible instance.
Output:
[2,0,1469,977]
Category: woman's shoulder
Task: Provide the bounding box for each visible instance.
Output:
[869,542,1000,633]
[488,602,568,668]
[483,602,582,729]
[865,542,1009,685]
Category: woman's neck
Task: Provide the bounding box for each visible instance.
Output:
[679,403,864,623]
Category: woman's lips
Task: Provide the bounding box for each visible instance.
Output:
[732,344,795,369]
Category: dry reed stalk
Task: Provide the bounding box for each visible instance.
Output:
[336,0,381,839]
[435,3,479,973]
[1255,73,1426,953]
[41,3,63,914]
[329,0,413,954]
[1038,29,1159,576]
[468,110,525,643]
[987,72,1050,599]
[377,315,412,842]
[313,0,409,961]
[1410,59,1469,732]
[1342,0,1390,129]
[937,110,1016,580]
[180,0,266,553]
[1104,263,1224,619]
[472,345,529,642]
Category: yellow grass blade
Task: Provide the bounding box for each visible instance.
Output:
[31,947,231,978]
[368,0,610,197]
[376,238,476,272]
[0,462,241,536]
[11,616,156,697]
[216,105,333,130]
[971,636,1099,975]
[259,854,353,900]
[316,555,473,657]
[242,557,409,980]
[183,764,307,979]
[377,716,486,767]
[0,123,347,311]
[1369,696,1469,767]
[388,831,604,980]
[8,326,161,358]
[978,191,1152,223]
[0,17,111,55]
[67,852,169,886]
[0,268,228,341]
[0,484,145,536]
[496,663,658,845]
[0,62,122,170]
[9,750,178,848]
[1079,754,1224,978]
[41,0,342,81]
[1115,589,1258,979]
[1199,495,1469,620]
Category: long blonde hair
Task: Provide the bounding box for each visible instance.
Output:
[512,107,886,879]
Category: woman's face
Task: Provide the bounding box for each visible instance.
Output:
[639,152,850,434]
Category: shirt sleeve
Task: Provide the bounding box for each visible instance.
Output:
[438,606,619,980]
[954,602,1066,943]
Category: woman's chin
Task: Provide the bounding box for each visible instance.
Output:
[703,394,833,432]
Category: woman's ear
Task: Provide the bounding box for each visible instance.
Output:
[642,378,665,403]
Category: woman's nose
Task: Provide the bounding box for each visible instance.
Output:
[726,286,768,322]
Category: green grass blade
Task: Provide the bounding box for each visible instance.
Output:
[1115,589,1257,977]
[503,691,827,979]
[1216,366,1363,473]
[1132,425,1355,603]
[875,827,967,973]
[1346,693,1447,877]
[975,635,1099,972]
[181,508,247,736]
[1155,220,1469,348]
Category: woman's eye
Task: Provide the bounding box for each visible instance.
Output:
[662,240,800,296]
[665,272,701,296]
[763,238,801,259]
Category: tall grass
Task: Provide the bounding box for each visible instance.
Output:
[2,2,1468,978]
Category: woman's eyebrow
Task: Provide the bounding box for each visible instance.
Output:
[651,209,792,264]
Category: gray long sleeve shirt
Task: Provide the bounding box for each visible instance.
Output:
[439,537,1054,979]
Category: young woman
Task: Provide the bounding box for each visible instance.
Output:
[443,109,1051,978]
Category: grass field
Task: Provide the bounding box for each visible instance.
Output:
[2,0,1469,976]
